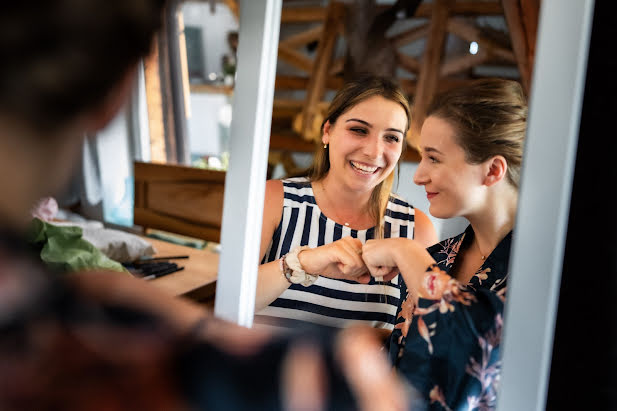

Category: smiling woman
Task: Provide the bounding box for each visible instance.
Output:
[253,75,437,332]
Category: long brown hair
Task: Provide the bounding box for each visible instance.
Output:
[426,78,528,189]
[307,74,410,238]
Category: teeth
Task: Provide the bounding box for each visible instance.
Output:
[350,161,378,173]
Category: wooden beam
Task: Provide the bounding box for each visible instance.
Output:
[501,0,540,94]
[490,46,516,63]
[279,24,323,48]
[329,57,345,76]
[273,98,304,112]
[281,7,327,23]
[223,0,239,21]
[190,83,233,95]
[392,23,429,48]
[447,18,516,62]
[378,1,503,17]
[274,75,343,90]
[270,131,319,152]
[440,49,490,76]
[143,40,167,163]
[273,107,300,120]
[272,99,330,119]
[300,1,345,142]
[176,11,192,119]
[403,76,481,98]
[278,44,314,73]
[397,52,421,74]
[408,0,453,148]
[275,75,311,90]
[400,78,417,95]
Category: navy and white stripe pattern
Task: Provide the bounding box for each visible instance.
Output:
[255,177,416,331]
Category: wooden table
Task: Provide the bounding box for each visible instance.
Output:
[144,237,219,301]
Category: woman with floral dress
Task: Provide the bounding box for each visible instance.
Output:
[362,78,527,410]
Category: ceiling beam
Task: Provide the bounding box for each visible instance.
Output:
[300,1,345,142]
[408,0,454,148]
[501,0,540,93]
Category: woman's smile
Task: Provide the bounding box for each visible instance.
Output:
[349,160,381,175]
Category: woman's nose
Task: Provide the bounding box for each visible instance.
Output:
[413,160,429,185]
[363,135,383,159]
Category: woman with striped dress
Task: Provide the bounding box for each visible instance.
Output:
[255,75,437,331]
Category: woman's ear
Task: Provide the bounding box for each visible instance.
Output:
[322,120,331,145]
[484,155,508,187]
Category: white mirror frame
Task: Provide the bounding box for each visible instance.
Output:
[214,0,282,327]
[498,1,595,410]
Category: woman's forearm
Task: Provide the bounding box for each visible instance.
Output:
[255,259,291,311]
[392,241,437,304]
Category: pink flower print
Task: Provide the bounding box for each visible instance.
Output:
[417,315,435,354]
[474,267,491,285]
[464,313,504,410]
[394,289,416,340]
[435,234,464,268]
[429,386,453,411]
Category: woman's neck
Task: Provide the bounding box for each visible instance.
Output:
[314,174,374,228]
[466,184,518,257]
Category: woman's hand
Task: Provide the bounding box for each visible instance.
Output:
[362,238,436,293]
[298,237,371,283]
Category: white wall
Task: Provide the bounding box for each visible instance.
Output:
[187,92,231,157]
[182,2,238,78]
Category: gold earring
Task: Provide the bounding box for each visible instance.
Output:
[323,143,328,149]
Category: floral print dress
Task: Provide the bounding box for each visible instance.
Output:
[389,225,512,411]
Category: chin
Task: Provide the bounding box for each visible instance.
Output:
[428,205,453,220]
[347,176,381,191]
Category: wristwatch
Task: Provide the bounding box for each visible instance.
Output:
[280,246,318,287]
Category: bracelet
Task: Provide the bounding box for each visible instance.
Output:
[280,246,318,287]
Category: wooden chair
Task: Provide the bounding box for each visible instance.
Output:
[133,161,225,243]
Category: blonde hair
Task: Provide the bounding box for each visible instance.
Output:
[307,75,411,238]
[427,78,528,189]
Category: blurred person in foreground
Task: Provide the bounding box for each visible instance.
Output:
[0,1,412,409]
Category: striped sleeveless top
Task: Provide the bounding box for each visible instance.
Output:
[255,177,416,331]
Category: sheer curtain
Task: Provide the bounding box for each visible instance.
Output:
[60,62,150,226]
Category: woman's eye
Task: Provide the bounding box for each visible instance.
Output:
[385,134,400,143]
[429,156,439,163]
[350,127,368,135]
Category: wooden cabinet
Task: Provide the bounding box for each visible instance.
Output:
[134,161,225,243]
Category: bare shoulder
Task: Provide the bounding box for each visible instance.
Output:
[264,179,284,214]
[261,179,285,247]
[414,208,438,248]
